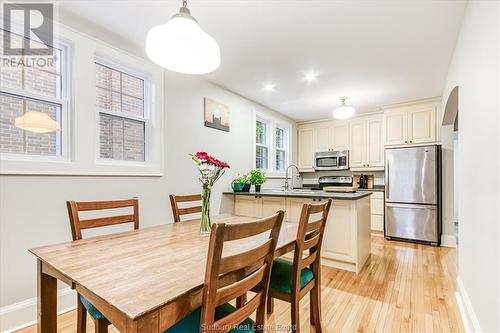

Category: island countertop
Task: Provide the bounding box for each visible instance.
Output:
[222,189,372,200]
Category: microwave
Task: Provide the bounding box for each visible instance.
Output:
[314,150,349,170]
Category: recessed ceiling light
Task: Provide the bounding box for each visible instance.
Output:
[303,71,318,83]
[263,83,275,91]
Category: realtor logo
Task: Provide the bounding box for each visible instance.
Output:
[2,3,54,55]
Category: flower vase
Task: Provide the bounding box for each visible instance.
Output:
[200,185,211,235]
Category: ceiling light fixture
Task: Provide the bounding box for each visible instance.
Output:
[145,0,220,74]
[15,112,60,133]
[263,83,275,92]
[332,96,356,120]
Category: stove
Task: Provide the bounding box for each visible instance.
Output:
[313,176,357,193]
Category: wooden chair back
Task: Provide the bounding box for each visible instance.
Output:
[66,198,139,240]
[201,211,285,333]
[169,194,202,222]
[292,199,332,291]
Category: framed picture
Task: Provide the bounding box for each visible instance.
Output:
[204,97,230,132]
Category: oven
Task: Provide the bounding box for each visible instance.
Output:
[314,150,349,170]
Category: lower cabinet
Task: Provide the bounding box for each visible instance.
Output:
[231,194,371,274]
[370,191,385,232]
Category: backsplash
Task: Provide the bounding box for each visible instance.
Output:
[301,170,385,186]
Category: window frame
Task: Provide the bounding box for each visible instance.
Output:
[254,112,290,176]
[93,54,152,166]
[0,30,72,163]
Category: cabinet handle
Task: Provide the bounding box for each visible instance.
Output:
[410,140,413,143]
[405,140,408,143]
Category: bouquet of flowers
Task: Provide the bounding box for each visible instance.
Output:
[190,152,230,234]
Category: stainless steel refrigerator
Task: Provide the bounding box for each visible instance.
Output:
[384,145,442,246]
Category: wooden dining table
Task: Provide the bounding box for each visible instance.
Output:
[29,215,298,333]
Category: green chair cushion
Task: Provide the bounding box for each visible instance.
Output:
[165,303,255,333]
[79,295,106,320]
[269,258,314,294]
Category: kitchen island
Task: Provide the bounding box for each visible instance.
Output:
[220,190,372,273]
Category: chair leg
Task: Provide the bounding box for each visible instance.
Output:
[267,294,274,314]
[77,295,87,333]
[291,298,300,333]
[94,319,108,333]
[310,286,322,333]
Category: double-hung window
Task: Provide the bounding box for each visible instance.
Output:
[255,114,289,174]
[95,59,149,162]
[0,29,68,159]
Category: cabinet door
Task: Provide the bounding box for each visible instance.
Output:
[298,127,314,170]
[235,196,262,217]
[261,197,286,218]
[409,106,436,144]
[349,120,366,168]
[331,122,349,150]
[366,117,384,168]
[285,198,315,223]
[384,110,408,145]
[314,125,331,151]
[322,200,354,261]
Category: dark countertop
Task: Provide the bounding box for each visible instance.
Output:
[223,190,372,200]
[357,185,385,192]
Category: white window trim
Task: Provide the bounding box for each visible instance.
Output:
[93,54,152,167]
[254,111,291,177]
[0,34,72,164]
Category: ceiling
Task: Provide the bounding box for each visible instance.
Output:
[58,1,466,122]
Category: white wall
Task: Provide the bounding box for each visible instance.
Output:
[0,19,296,331]
[442,1,499,331]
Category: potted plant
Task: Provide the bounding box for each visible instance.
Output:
[248,169,267,192]
[231,174,247,192]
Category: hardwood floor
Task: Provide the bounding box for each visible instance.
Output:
[17,235,463,332]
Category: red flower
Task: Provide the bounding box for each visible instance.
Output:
[194,152,230,169]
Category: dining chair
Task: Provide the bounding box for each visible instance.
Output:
[166,211,285,333]
[169,194,202,222]
[266,199,332,333]
[66,198,139,333]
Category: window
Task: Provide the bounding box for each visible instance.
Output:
[275,126,286,172]
[255,119,268,169]
[0,29,67,159]
[95,60,148,162]
[255,115,289,174]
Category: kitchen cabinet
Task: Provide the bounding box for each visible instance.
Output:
[331,122,350,150]
[383,100,439,146]
[298,126,315,171]
[370,191,384,232]
[349,115,384,170]
[235,195,286,219]
[314,124,332,151]
[229,193,371,273]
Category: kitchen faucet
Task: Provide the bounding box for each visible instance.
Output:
[284,164,300,191]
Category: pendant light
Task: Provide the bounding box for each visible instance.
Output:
[15,112,59,133]
[145,0,221,74]
[332,96,356,120]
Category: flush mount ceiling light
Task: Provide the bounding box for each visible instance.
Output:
[145,0,220,74]
[332,96,356,120]
[15,111,59,133]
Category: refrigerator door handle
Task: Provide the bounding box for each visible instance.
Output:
[385,160,389,200]
[386,203,437,209]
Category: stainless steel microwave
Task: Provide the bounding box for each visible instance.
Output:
[314,150,349,170]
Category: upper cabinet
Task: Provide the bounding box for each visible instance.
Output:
[298,125,315,171]
[383,99,440,146]
[349,115,384,170]
[297,97,441,173]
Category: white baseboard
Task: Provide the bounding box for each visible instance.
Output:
[0,288,76,333]
[455,276,482,332]
[441,234,457,247]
